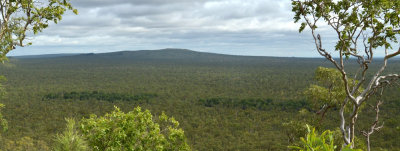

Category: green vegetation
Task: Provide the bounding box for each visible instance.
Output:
[289,125,362,151]
[43,91,157,102]
[0,0,77,149]
[0,0,398,150]
[289,125,337,151]
[0,50,398,150]
[292,0,400,149]
[80,106,190,151]
[53,118,88,151]
[0,0,77,61]
[199,98,310,111]
[0,103,7,135]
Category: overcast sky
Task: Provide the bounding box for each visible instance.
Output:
[10,0,330,57]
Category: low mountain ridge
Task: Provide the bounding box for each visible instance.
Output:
[11,48,304,60]
[7,48,334,69]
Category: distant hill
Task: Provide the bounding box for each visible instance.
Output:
[79,48,257,59]
[10,48,307,60]
[10,48,326,66]
[92,48,229,59]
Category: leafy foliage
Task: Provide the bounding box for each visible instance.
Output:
[0,0,77,62]
[289,125,336,151]
[80,106,190,151]
[292,0,400,57]
[304,67,363,108]
[289,125,362,151]
[53,118,88,151]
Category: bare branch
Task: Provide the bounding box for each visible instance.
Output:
[385,47,400,60]
[362,89,384,151]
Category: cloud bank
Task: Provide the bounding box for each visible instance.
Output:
[11,0,320,57]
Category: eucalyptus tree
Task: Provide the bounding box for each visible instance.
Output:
[292,0,400,149]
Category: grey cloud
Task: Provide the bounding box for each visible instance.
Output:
[199,1,286,19]
[14,0,316,57]
[70,0,216,8]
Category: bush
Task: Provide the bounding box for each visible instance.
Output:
[53,118,88,151]
[80,106,191,151]
[289,125,362,151]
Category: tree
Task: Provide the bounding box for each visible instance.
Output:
[304,67,364,124]
[292,0,400,149]
[80,106,191,151]
[0,0,77,61]
[53,118,88,151]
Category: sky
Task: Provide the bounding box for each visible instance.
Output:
[8,0,341,57]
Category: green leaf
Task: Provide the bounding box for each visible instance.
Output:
[299,22,307,33]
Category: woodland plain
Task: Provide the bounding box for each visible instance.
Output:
[1,49,399,150]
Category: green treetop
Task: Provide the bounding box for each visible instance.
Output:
[0,0,77,62]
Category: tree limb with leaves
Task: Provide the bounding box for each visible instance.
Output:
[0,0,77,62]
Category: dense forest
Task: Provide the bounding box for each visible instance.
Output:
[1,49,399,150]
